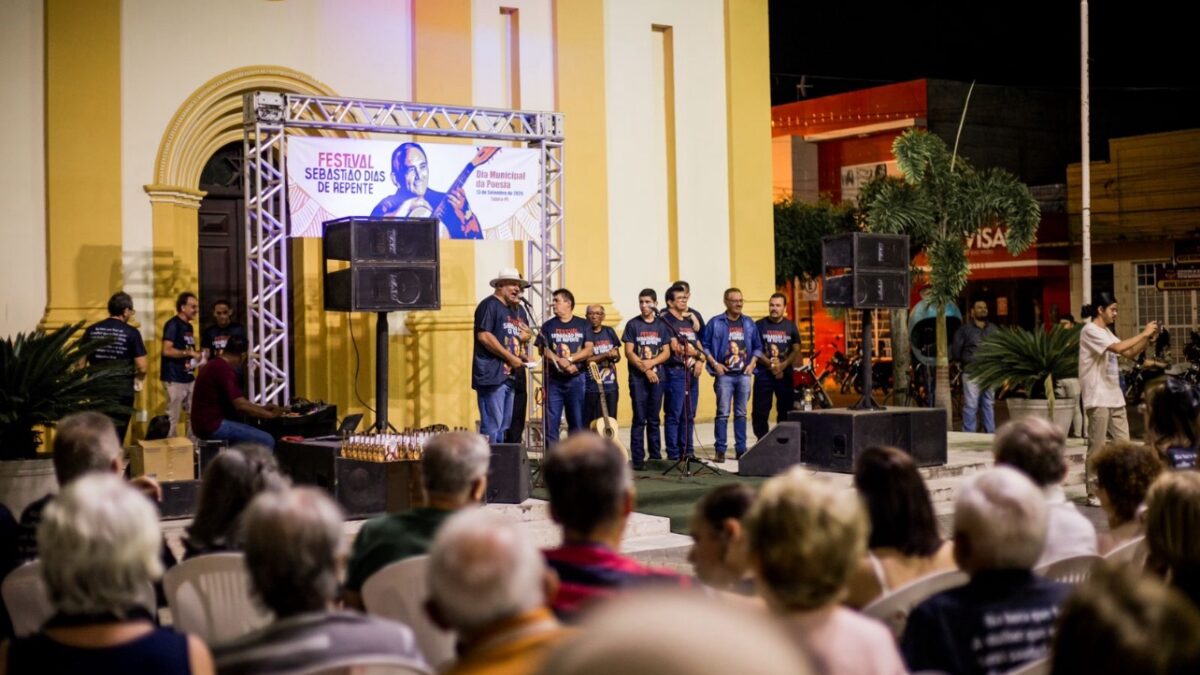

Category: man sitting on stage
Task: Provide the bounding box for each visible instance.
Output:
[473,268,532,444]
[535,289,593,445]
[541,433,690,622]
[703,288,762,462]
[660,284,706,460]
[190,335,281,449]
[583,304,621,429]
[342,431,490,610]
[623,289,674,470]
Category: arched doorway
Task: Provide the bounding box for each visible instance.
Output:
[197,141,246,332]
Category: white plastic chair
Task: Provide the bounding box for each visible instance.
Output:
[1034,554,1103,585]
[1104,536,1147,568]
[861,569,970,639]
[361,556,455,669]
[292,657,434,675]
[163,552,272,645]
[1004,656,1050,675]
[1,561,55,637]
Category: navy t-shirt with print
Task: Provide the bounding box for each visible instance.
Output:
[202,321,248,352]
[472,296,530,390]
[83,318,147,394]
[536,316,592,381]
[622,317,673,380]
[160,316,196,383]
[755,317,801,377]
[660,312,704,368]
[586,326,621,393]
[721,319,753,372]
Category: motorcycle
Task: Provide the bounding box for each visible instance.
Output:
[792,350,834,409]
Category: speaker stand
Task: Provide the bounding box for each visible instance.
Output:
[849,308,884,411]
[375,311,390,431]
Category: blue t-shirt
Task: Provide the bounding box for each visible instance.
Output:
[1166,446,1197,470]
[160,316,196,383]
[755,317,801,377]
[622,316,673,379]
[472,296,530,390]
[83,318,147,394]
[536,316,592,381]
[586,326,621,393]
[660,312,704,368]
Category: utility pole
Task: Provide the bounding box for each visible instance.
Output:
[1081,0,1093,306]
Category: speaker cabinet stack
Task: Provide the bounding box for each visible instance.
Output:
[822,232,910,309]
[323,216,441,312]
[787,407,947,474]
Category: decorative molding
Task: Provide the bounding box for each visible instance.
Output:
[143,184,206,208]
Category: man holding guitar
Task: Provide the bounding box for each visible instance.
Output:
[623,289,674,470]
[583,305,621,427]
[535,289,594,446]
[370,142,499,239]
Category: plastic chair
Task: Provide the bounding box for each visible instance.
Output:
[1034,554,1103,585]
[1,561,55,637]
[861,569,970,639]
[361,556,456,669]
[1104,536,1147,568]
[1004,657,1050,675]
[163,552,272,645]
[292,657,434,675]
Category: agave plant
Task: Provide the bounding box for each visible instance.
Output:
[965,325,1080,400]
[0,322,134,459]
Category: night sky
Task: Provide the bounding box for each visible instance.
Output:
[769,0,1199,140]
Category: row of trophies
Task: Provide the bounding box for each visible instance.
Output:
[339,425,471,463]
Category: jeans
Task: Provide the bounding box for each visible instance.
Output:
[504,373,527,444]
[664,366,699,459]
[961,374,995,433]
[478,380,515,444]
[629,374,665,463]
[714,374,752,455]
[545,375,586,444]
[751,372,795,440]
[209,419,276,450]
[584,389,619,428]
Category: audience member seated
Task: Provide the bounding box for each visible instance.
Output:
[0,474,212,675]
[213,487,426,675]
[182,445,287,559]
[17,412,162,562]
[1090,440,1163,553]
[1145,471,1200,610]
[343,431,490,609]
[535,590,814,675]
[901,467,1072,675]
[1144,377,1200,469]
[687,484,755,593]
[744,468,904,675]
[427,509,568,675]
[541,433,690,622]
[1050,560,1200,675]
[994,417,1097,566]
[844,445,956,608]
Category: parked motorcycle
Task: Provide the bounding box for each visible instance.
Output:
[792,350,834,409]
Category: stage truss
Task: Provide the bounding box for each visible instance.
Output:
[243,92,565,414]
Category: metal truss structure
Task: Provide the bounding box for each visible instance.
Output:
[243,92,565,412]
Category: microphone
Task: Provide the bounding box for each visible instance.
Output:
[519,296,534,308]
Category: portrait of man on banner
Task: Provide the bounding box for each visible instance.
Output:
[370,142,500,239]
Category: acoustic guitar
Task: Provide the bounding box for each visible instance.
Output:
[587,361,630,460]
[395,146,501,236]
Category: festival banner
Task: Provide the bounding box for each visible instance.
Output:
[286,137,542,240]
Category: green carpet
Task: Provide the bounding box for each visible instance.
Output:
[533,459,767,535]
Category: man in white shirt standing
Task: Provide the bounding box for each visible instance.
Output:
[1078,292,1158,505]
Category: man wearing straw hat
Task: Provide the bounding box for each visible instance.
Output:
[474,268,533,442]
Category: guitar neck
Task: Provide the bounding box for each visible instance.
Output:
[432,165,478,218]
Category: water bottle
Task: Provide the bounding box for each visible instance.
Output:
[803,388,813,411]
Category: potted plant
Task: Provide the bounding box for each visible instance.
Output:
[0,322,133,515]
[965,325,1080,434]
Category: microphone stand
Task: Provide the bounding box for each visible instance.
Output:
[660,312,719,478]
[516,296,547,487]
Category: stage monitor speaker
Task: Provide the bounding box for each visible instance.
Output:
[822,233,910,309]
[738,422,803,477]
[322,217,441,312]
[786,407,947,473]
[488,443,530,504]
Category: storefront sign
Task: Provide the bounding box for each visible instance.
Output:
[1154,264,1200,291]
[1175,240,1200,266]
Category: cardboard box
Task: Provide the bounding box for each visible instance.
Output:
[130,437,195,482]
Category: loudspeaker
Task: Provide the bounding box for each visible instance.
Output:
[334,457,424,518]
[487,443,530,504]
[738,422,803,477]
[159,480,201,519]
[786,407,947,473]
[822,233,910,309]
[322,217,441,312]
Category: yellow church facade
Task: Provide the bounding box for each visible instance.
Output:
[1,0,773,434]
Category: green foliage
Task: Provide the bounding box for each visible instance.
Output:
[773,197,859,285]
[0,322,133,459]
[965,326,1081,398]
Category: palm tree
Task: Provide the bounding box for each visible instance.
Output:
[860,128,1039,424]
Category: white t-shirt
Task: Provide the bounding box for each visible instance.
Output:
[1079,321,1124,409]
